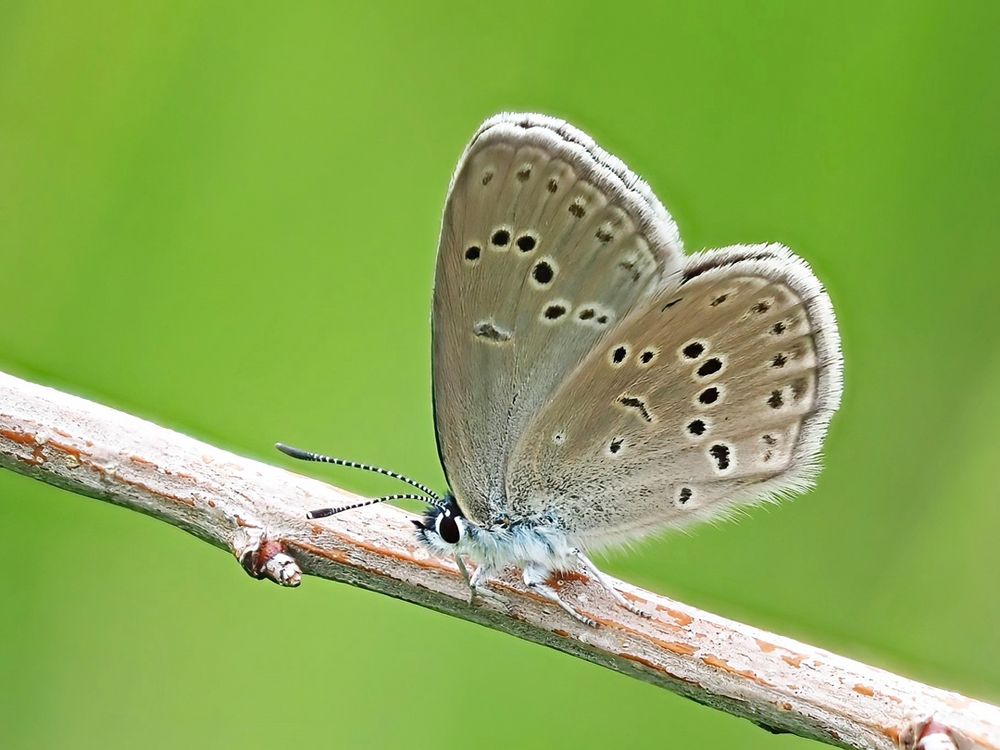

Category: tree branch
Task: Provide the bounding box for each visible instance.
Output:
[0,368,996,750]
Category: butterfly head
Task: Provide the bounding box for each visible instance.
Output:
[412,493,468,551]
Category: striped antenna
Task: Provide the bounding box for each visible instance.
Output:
[275,442,443,503]
[306,493,436,519]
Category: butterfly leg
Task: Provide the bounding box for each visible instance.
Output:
[454,554,472,586]
[460,558,505,606]
[522,565,598,628]
[575,551,651,619]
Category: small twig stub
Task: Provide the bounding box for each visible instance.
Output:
[231,527,302,587]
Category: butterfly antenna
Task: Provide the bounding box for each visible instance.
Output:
[306,493,438,519]
[275,442,443,501]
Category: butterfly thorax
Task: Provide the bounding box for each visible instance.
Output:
[414,494,579,574]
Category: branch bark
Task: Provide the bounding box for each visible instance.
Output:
[0,369,996,750]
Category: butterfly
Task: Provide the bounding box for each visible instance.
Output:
[278,113,843,627]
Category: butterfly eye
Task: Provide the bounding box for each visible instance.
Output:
[436,513,462,544]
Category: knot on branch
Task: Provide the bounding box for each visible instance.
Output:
[901,716,971,750]
[232,527,301,587]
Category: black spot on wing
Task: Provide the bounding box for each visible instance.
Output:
[474,321,512,343]
[688,419,706,436]
[696,358,723,377]
[532,261,554,285]
[682,341,705,359]
[618,395,654,423]
[698,387,720,405]
[709,443,731,471]
[516,234,537,252]
[544,303,566,320]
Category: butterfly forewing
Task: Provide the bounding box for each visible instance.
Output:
[432,114,684,523]
[505,245,843,549]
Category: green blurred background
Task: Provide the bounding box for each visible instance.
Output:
[2,2,999,747]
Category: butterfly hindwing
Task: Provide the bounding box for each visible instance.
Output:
[432,114,685,523]
[505,245,843,549]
